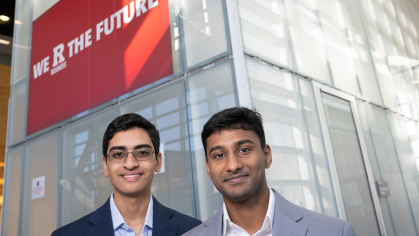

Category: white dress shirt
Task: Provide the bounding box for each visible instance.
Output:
[110,193,153,236]
[222,188,275,236]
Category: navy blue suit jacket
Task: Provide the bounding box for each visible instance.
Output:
[51,196,201,236]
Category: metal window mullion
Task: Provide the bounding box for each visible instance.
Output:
[225,0,251,108]
[385,111,419,236]
[296,76,325,215]
[312,82,347,220]
[361,101,395,235]
[0,149,11,235]
[350,100,387,236]
[17,144,26,236]
[56,129,64,228]
[182,79,199,219]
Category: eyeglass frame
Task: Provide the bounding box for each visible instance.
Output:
[106,148,156,163]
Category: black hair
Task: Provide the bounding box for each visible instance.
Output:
[201,107,266,158]
[102,113,160,159]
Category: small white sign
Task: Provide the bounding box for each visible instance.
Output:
[32,176,45,200]
[156,143,165,174]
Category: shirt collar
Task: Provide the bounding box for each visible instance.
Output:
[110,193,154,231]
[222,188,275,235]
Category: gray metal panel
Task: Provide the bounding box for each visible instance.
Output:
[225,0,251,108]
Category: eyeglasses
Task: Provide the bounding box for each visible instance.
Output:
[106,147,155,163]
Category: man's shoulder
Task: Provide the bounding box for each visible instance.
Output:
[298,205,346,225]
[51,198,112,236]
[181,222,206,236]
[51,212,95,236]
[283,201,355,235]
[153,198,202,235]
[273,189,355,236]
[164,206,202,226]
[181,208,221,236]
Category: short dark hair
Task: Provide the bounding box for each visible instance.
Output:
[102,113,160,159]
[201,107,266,158]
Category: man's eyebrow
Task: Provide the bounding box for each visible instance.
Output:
[108,144,153,153]
[108,146,126,152]
[209,145,223,155]
[134,144,152,150]
[236,139,254,146]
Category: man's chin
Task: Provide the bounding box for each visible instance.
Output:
[220,188,254,202]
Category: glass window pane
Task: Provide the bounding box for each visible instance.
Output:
[246,57,338,217]
[238,0,294,69]
[388,112,419,230]
[356,100,418,236]
[1,146,23,236]
[322,94,380,235]
[120,82,195,217]
[21,131,59,236]
[284,0,332,84]
[60,109,116,226]
[358,0,399,111]
[11,0,31,84]
[8,78,27,145]
[299,77,338,217]
[405,120,419,173]
[187,60,237,220]
[317,0,361,97]
[180,0,229,69]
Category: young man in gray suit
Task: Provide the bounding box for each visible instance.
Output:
[183,107,356,236]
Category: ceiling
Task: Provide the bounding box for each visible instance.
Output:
[0,0,15,38]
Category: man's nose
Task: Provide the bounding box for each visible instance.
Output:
[123,152,140,169]
[225,153,243,172]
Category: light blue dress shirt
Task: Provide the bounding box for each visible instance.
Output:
[110,193,153,236]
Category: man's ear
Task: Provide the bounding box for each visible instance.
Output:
[264,144,272,169]
[154,152,163,173]
[205,158,213,181]
[102,156,109,177]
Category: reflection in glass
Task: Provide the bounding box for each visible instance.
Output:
[61,109,116,226]
[1,146,23,236]
[388,112,419,231]
[180,0,229,68]
[120,82,195,217]
[284,0,332,84]
[246,58,338,217]
[21,132,59,236]
[237,0,294,69]
[12,0,31,84]
[322,93,380,235]
[357,100,419,236]
[8,78,27,145]
[187,60,237,221]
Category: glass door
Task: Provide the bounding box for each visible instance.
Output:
[313,82,386,236]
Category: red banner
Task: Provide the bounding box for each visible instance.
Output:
[28,0,173,135]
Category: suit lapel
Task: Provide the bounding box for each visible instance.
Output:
[199,207,223,236]
[152,196,178,236]
[84,198,114,236]
[272,189,308,236]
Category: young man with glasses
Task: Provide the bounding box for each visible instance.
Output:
[52,113,201,236]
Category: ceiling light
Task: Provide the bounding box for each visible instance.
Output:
[0,39,10,45]
[15,20,22,25]
[0,15,10,21]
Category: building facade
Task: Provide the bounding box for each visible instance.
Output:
[2,0,419,235]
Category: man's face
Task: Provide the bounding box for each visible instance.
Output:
[205,129,272,202]
[102,127,162,197]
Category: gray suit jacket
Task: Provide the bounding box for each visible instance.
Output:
[183,189,356,236]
